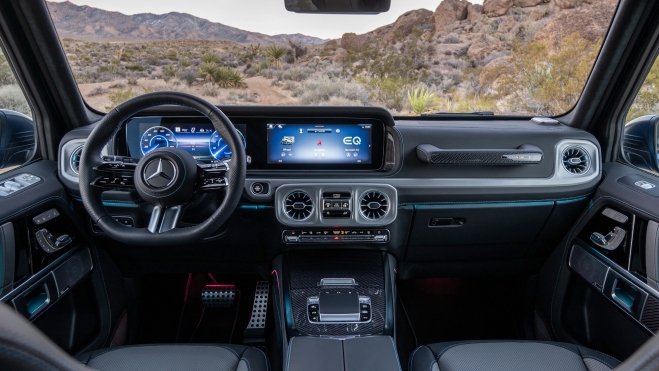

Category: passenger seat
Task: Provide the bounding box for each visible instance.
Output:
[409,341,620,371]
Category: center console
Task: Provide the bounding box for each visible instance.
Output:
[273,250,400,371]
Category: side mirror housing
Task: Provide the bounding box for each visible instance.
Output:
[622,115,659,174]
[0,109,36,169]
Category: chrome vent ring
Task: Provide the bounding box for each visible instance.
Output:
[562,146,591,175]
[359,190,389,221]
[69,145,84,174]
[284,190,314,221]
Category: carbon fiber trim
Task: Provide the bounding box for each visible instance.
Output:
[641,295,659,333]
[288,251,386,336]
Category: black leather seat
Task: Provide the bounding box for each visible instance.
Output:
[0,302,268,371]
[409,341,620,371]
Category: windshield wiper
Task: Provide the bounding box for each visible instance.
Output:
[421,111,495,116]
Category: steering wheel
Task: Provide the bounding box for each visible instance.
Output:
[78,92,246,246]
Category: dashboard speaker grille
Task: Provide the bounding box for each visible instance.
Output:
[70,145,83,174]
[359,190,389,221]
[284,190,313,221]
[562,146,591,175]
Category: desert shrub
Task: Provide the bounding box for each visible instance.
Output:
[408,86,435,114]
[99,64,118,74]
[297,77,369,106]
[496,32,600,115]
[177,69,198,86]
[227,90,258,103]
[105,88,137,110]
[166,49,178,61]
[443,34,461,44]
[283,67,313,82]
[0,55,16,86]
[627,57,659,122]
[163,65,179,78]
[244,68,256,77]
[435,93,497,113]
[202,53,221,64]
[0,85,31,116]
[125,63,145,71]
[283,81,298,90]
[180,58,192,68]
[202,83,218,97]
[87,86,107,97]
[108,82,126,89]
[360,77,411,111]
[127,76,138,86]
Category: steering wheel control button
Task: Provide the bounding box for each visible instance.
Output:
[143,158,177,189]
[92,175,134,189]
[250,182,269,195]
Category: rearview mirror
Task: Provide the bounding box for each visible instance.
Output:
[622,115,659,174]
[285,0,390,14]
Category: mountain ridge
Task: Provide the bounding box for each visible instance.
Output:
[47,1,328,45]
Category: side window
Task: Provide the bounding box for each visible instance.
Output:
[0,48,35,174]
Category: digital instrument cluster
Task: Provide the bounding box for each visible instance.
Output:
[129,122,246,162]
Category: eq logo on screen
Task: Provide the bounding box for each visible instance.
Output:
[343,136,362,145]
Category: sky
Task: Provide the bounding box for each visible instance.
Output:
[49,0,484,40]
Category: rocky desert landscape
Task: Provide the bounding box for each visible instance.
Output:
[3,0,657,119]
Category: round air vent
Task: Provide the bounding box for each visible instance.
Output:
[69,145,83,174]
[283,190,314,221]
[562,146,591,175]
[359,190,389,221]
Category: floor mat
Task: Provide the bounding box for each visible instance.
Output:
[134,273,264,345]
[398,277,528,346]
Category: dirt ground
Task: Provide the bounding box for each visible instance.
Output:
[78,76,296,112]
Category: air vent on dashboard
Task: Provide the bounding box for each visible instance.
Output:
[562,146,591,175]
[284,191,314,221]
[69,145,83,174]
[359,190,389,221]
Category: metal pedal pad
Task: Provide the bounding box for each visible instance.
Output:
[243,281,269,342]
[201,284,236,307]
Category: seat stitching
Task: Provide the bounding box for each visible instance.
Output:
[388,336,403,371]
[583,356,615,370]
[239,358,252,371]
[0,345,72,371]
[252,346,270,371]
[408,345,423,371]
[430,360,437,371]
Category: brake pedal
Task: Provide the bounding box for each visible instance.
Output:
[243,281,269,342]
[201,284,236,307]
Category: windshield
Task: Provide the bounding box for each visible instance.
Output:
[47,0,618,116]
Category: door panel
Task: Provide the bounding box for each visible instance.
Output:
[0,160,111,354]
[538,162,659,361]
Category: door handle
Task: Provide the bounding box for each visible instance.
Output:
[590,226,626,251]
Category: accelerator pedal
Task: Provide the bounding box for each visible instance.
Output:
[201,284,236,308]
[243,281,269,343]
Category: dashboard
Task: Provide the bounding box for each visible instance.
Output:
[123,116,386,171]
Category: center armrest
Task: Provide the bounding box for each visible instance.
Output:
[286,336,401,371]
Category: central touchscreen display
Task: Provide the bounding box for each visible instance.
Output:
[267,123,372,164]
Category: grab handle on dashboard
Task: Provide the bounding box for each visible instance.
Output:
[416,144,543,165]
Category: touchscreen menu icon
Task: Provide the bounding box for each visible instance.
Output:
[281,136,295,145]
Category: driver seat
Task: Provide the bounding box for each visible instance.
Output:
[0,302,268,371]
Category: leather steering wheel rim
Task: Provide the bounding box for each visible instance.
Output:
[78,91,246,246]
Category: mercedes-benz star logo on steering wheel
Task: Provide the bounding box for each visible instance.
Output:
[143,158,177,189]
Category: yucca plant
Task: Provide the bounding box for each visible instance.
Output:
[212,67,246,88]
[199,62,219,82]
[163,65,179,78]
[407,86,435,115]
[266,45,287,68]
